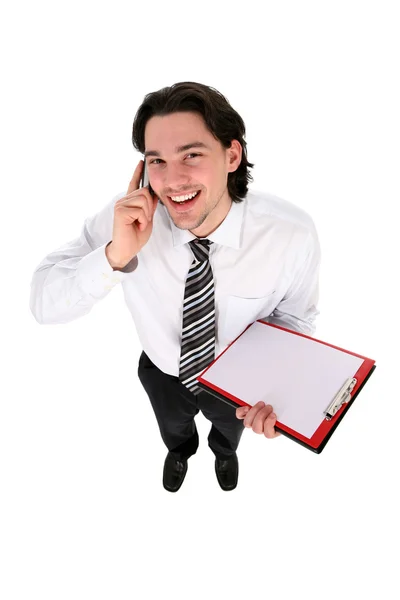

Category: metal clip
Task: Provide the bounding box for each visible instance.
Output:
[324,377,357,420]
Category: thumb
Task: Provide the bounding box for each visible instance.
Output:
[236,405,250,420]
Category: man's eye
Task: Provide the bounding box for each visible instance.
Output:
[150,153,201,165]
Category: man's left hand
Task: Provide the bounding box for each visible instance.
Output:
[236,401,281,439]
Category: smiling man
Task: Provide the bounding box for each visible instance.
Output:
[143,111,241,239]
[30,81,321,493]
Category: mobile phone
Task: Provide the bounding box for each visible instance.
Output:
[140,160,154,196]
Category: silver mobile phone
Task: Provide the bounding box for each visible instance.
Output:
[140,158,159,206]
[140,160,149,188]
[140,159,156,196]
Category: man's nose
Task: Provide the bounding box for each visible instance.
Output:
[162,162,191,192]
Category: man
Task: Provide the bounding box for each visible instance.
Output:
[30,81,320,492]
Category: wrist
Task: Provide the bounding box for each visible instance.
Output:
[105,242,119,268]
[105,242,137,272]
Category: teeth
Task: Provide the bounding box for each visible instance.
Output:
[170,191,199,202]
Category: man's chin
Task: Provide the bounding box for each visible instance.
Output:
[170,217,199,230]
[158,195,208,231]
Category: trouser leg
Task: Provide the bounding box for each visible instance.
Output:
[197,391,245,459]
[137,351,200,460]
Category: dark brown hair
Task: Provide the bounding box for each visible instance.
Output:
[131,81,255,203]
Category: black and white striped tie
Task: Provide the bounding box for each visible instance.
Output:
[178,239,215,396]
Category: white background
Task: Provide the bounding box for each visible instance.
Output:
[1,1,399,598]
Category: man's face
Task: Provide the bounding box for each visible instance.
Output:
[144,111,242,237]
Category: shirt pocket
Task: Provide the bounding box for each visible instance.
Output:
[220,292,276,343]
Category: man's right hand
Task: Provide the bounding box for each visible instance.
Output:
[236,402,281,439]
[106,160,159,270]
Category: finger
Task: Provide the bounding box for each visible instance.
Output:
[252,405,275,435]
[127,160,144,195]
[117,195,152,223]
[135,207,151,231]
[263,412,281,439]
[243,401,266,428]
[128,186,157,222]
[116,203,151,232]
[236,405,251,420]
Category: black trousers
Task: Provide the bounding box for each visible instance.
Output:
[137,350,245,461]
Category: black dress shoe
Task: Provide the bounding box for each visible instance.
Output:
[215,453,239,491]
[163,452,188,492]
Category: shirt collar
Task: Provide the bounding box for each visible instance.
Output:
[167,196,246,250]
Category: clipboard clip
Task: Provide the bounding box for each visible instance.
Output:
[324,377,357,420]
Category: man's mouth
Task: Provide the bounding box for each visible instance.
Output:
[167,190,201,212]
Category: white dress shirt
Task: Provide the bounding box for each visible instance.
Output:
[30,188,321,377]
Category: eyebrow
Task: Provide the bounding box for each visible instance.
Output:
[144,141,210,158]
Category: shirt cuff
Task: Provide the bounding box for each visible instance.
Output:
[76,242,136,298]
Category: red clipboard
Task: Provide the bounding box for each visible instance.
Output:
[196,320,376,453]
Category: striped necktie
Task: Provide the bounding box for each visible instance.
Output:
[178,239,215,396]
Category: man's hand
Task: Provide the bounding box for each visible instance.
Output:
[106,160,158,270]
[236,401,281,439]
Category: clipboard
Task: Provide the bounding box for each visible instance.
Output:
[196,320,376,453]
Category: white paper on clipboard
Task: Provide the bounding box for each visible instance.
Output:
[199,321,364,438]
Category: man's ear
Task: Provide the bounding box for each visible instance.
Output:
[227,140,242,172]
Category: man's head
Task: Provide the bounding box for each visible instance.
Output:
[131,82,254,237]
